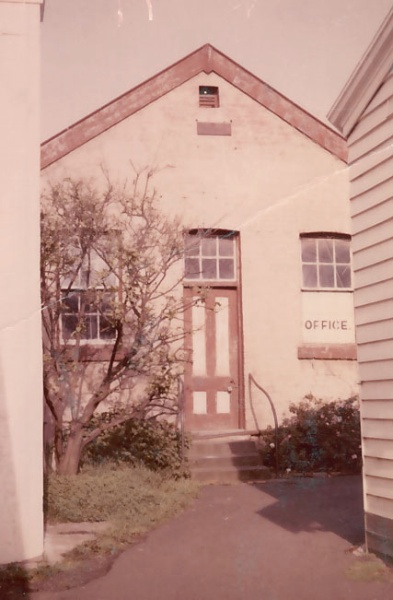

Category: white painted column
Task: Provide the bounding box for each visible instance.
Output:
[0,0,44,563]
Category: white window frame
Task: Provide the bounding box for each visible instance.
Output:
[300,233,352,291]
[61,249,117,344]
[184,230,237,283]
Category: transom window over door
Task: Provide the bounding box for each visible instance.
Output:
[301,234,351,290]
[184,230,237,282]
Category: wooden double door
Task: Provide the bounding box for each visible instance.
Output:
[184,287,242,431]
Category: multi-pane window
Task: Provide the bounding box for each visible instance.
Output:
[184,231,236,281]
[301,235,351,290]
[61,251,116,342]
[62,291,116,341]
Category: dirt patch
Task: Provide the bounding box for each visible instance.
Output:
[29,553,116,593]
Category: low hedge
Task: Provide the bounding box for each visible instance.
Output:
[258,395,361,475]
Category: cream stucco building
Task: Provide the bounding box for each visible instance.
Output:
[0,0,44,564]
[41,45,358,435]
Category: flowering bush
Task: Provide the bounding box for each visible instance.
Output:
[258,395,361,474]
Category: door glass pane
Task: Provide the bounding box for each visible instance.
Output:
[202,258,217,279]
[185,235,200,257]
[219,237,234,257]
[219,259,234,279]
[201,237,216,256]
[185,258,200,279]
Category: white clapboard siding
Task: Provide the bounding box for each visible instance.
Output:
[351,139,393,180]
[361,381,393,400]
[354,258,393,289]
[366,494,393,520]
[365,476,393,501]
[362,401,393,419]
[354,278,393,307]
[352,236,393,269]
[362,419,393,439]
[347,57,393,556]
[352,221,393,254]
[364,456,393,479]
[355,299,393,325]
[365,475,393,500]
[359,359,393,380]
[352,156,393,197]
[350,121,393,164]
[352,178,393,215]
[352,198,393,233]
[356,320,393,344]
[363,438,393,459]
[357,339,393,363]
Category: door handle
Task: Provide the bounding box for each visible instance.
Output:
[227,380,238,393]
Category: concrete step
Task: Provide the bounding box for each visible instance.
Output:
[189,436,271,484]
[190,439,259,458]
[191,465,271,484]
[190,454,262,469]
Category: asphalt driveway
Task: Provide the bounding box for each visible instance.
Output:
[32,476,393,600]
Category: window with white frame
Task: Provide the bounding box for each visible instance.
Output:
[61,250,117,342]
[300,234,351,290]
[184,231,237,282]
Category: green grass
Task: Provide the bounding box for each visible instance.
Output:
[346,554,393,583]
[47,464,199,557]
[1,465,199,595]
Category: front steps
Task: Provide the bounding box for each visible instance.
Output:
[189,434,272,484]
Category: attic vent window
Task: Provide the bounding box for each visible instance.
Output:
[199,86,219,108]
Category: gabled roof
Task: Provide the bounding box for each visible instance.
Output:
[328,7,393,137]
[41,44,347,168]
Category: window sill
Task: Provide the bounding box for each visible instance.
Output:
[63,344,122,362]
[301,288,353,293]
[298,344,357,361]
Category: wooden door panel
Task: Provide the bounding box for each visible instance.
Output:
[184,288,240,431]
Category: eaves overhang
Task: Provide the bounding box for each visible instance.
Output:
[328,7,393,137]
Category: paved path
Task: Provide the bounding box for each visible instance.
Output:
[33,476,393,600]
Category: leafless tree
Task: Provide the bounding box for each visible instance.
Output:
[41,170,189,475]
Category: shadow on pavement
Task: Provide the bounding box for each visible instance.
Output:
[254,475,364,545]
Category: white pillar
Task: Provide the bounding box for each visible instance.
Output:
[0,0,44,563]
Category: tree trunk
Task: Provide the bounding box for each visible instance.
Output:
[57,425,85,475]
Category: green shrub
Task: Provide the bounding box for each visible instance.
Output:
[259,395,361,474]
[82,417,189,479]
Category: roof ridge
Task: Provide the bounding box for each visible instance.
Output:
[41,44,347,168]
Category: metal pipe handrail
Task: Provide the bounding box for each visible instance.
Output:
[248,374,279,476]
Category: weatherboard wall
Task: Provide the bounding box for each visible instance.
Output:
[347,70,393,559]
